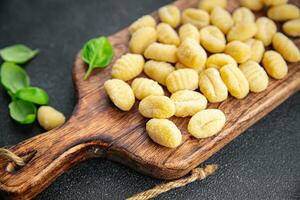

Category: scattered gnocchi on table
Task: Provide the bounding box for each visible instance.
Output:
[104,0,300,148]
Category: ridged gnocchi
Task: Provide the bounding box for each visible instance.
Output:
[144,42,178,63]
[129,15,156,34]
[224,41,251,63]
[182,8,210,29]
[157,23,180,46]
[104,79,135,111]
[131,78,164,100]
[220,64,249,99]
[227,22,257,42]
[283,19,300,37]
[245,39,265,63]
[129,27,157,54]
[262,0,288,6]
[111,53,144,81]
[267,4,300,21]
[240,0,263,11]
[262,50,288,79]
[210,7,234,34]
[171,90,207,117]
[146,119,182,148]
[232,7,255,23]
[139,96,175,118]
[239,61,269,93]
[199,68,228,103]
[166,69,199,93]
[177,38,207,69]
[179,23,200,42]
[205,53,237,69]
[198,0,227,12]
[200,25,226,53]
[188,109,226,139]
[144,60,175,85]
[158,5,181,28]
[255,17,277,47]
[272,32,300,62]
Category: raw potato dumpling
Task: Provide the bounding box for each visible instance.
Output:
[129,15,156,34]
[38,106,66,131]
[139,96,175,118]
[158,5,181,28]
[182,8,210,29]
[129,27,157,54]
[283,19,300,37]
[198,0,227,12]
[131,78,164,100]
[144,60,175,85]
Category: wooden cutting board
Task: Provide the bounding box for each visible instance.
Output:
[0,0,299,199]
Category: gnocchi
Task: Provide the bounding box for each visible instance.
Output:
[139,96,175,118]
[175,62,203,72]
[220,64,249,99]
[267,4,300,21]
[239,61,269,93]
[104,79,135,111]
[227,22,257,42]
[144,42,177,63]
[111,53,144,81]
[146,119,182,148]
[158,5,181,28]
[245,39,265,63]
[144,60,175,85]
[188,109,226,139]
[157,23,180,46]
[224,41,251,64]
[272,32,300,62]
[200,25,226,53]
[283,19,300,37]
[262,50,288,79]
[205,53,237,69]
[198,0,227,12]
[178,23,200,42]
[131,78,164,100]
[182,8,210,29]
[129,15,156,34]
[210,7,234,34]
[262,0,288,6]
[240,0,263,11]
[129,27,157,54]
[232,7,255,23]
[37,106,66,131]
[199,68,228,103]
[255,17,277,47]
[171,90,207,117]
[177,38,207,69]
[166,69,199,93]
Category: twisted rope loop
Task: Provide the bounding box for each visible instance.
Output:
[0,148,25,166]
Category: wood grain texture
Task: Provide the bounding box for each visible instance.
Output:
[0,0,300,199]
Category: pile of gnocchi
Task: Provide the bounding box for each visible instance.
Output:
[104,0,300,149]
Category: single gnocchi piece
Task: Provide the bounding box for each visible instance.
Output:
[104,79,135,111]
[139,96,175,118]
[199,68,228,103]
[262,50,288,79]
[175,62,203,72]
[188,109,226,139]
[272,32,300,62]
[224,41,251,64]
[205,53,237,70]
[227,22,257,42]
[157,23,180,46]
[146,119,182,148]
[239,61,269,93]
[129,15,156,34]
[179,23,200,42]
[255,17,277,47]
[171,90,207,117]
[267,4,300,21]
[131,78,164,100]
[182,8,210,29]
[166,69,199,93]
[200,25,226,53]
[177,38,207,69]
[283,19,300,37]
[158,5,181,28]
[129,27,157,54]
[262,0,288,6]
[37,106,66,131]
[232,7,255,23]
[240,0,264,11]
[144,60,175,85]
[111,53,144,81]
[220,64,249,99]
[198,0,227,12]
[144,42,178,63]
[210,7,234,34]
[245,39,265,63]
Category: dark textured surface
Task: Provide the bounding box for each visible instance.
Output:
[0,0,299,199]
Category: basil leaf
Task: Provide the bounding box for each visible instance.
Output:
[0,44,39,64]
[81,36,113,80]
[15,86,49,105]
[9,100,36,124]
[0,62,30,94]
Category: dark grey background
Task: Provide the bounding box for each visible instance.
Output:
[0,0,299,199]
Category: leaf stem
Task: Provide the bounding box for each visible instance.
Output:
[83,66,93,80]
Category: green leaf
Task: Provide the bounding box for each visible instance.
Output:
[9,100,36,124]
[0,44,39,64]
[0,62,30,94]
[81,36,113,80]
[15,86,49,105]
